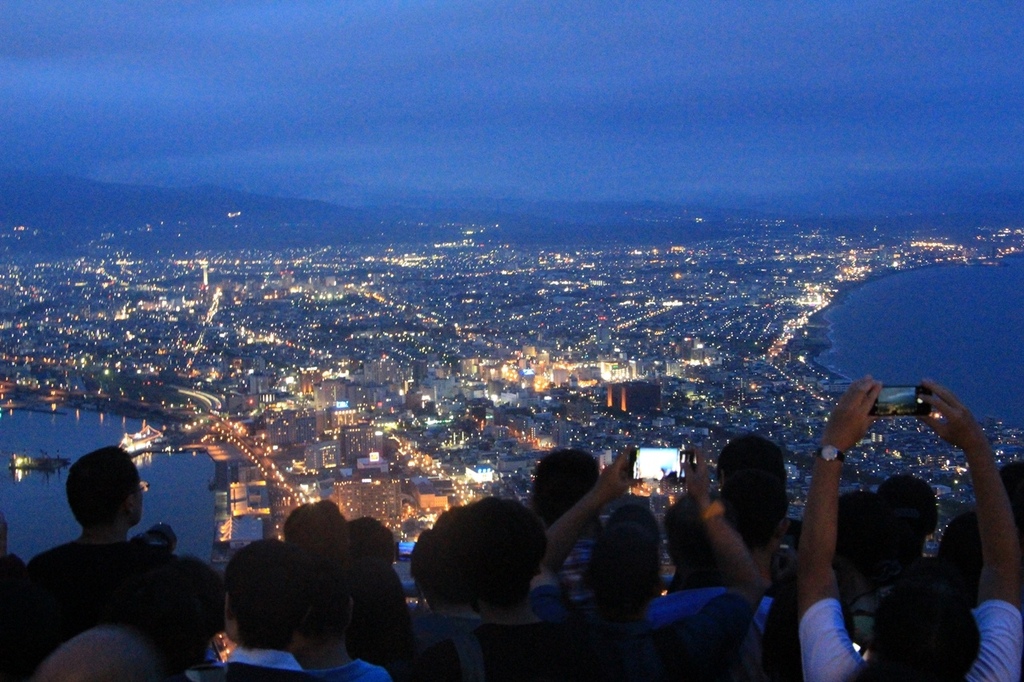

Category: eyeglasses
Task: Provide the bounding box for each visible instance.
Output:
[138,480,150,493]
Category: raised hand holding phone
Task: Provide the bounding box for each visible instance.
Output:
[916,379,988,453]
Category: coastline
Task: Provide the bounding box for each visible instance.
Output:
[800,257,1016,381]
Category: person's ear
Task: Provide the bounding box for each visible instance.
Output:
[121,491,141,519]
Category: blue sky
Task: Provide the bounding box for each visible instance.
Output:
[2,1,1022,207]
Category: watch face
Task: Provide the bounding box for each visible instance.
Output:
[819,445,841,461]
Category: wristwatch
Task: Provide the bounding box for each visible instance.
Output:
[816,445,844,462]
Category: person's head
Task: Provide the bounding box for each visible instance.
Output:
[461,497,546,609]
[869,562,979,682]
[587,522,662,622]
[937,511,982,601]
[104,558,225,675]
[836,491,901,587]
[720,469,789,551]
[32,625,165,682]
[532,448,599,527]
[717,434,786,485]
[224,540,319,651]
[66,446,143,529]
[295,560,351,644]
[877,474,938,569]
[999,460,1024,501]
[284,500,350,569]
[348,516,396,564]
[346,556,414,666]
[411,507,473,609]
[999,461,1024,540]
[664,495,716,576]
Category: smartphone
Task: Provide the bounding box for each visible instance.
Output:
[869,385,932,417]
[397,541,415,561]
[631,447,688,481]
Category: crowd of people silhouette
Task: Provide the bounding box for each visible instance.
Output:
[1,378,1021,681]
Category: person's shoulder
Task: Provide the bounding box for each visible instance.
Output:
[410,637,460,682]
[225,662,319,681]
[27,541,79,574]
[309,659,393,682]
[647,586,727,626]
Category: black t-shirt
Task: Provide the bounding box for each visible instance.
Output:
[27,540,172,639]
[411,621,598,682]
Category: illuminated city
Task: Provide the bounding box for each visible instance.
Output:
[3,224,1023,556]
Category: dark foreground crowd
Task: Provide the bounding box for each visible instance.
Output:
[1,378,1022,681]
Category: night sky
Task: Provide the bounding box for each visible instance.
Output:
[3,1,1023,208]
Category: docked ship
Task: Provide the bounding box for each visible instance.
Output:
[8,452,71,472]
[120,422,165,454]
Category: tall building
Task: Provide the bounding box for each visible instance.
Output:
[305,440,341,471]
[332,478,403,531]
[340,423,376,466]
[314,379,349,410]
[607,381,661,414]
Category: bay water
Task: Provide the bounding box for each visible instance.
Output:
[0,408,215,562]
[821,256,1024,428]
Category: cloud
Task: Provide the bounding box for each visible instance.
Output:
[1,1,1023,202]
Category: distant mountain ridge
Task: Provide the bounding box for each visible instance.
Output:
[1,173,1021,257]
[0,174,374,255]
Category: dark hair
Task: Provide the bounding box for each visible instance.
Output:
[587,522,661,621]
[871,564,979,682]
[606,501,660,537]
[297,560,351,641]
[66,446,140,527]
[836,491,901,586]
[721,469,789,550]
[761,577,803,682]
[346,556,414,666]
[104,558,225,675]
[664,495,716,574]
[411,507,473,607]
[461,497,546,608]
[285,500,350,569]
[717,434,786,485]
[0,579,62,679]
[999,461,1024,531]
[877,475,937,569]
[999,460,1024,500]
[937,511,982,602]
[224,540,318,650]
[532,449,599,527]
[348,517,396,564]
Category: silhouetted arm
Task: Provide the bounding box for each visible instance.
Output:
[688,446,770,608]
[540,450,632,577]
[798,377,881,618]
[919,379,1021,607]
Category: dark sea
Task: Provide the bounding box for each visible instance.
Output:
[0,408,215,562]
[820,256,1024,428]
